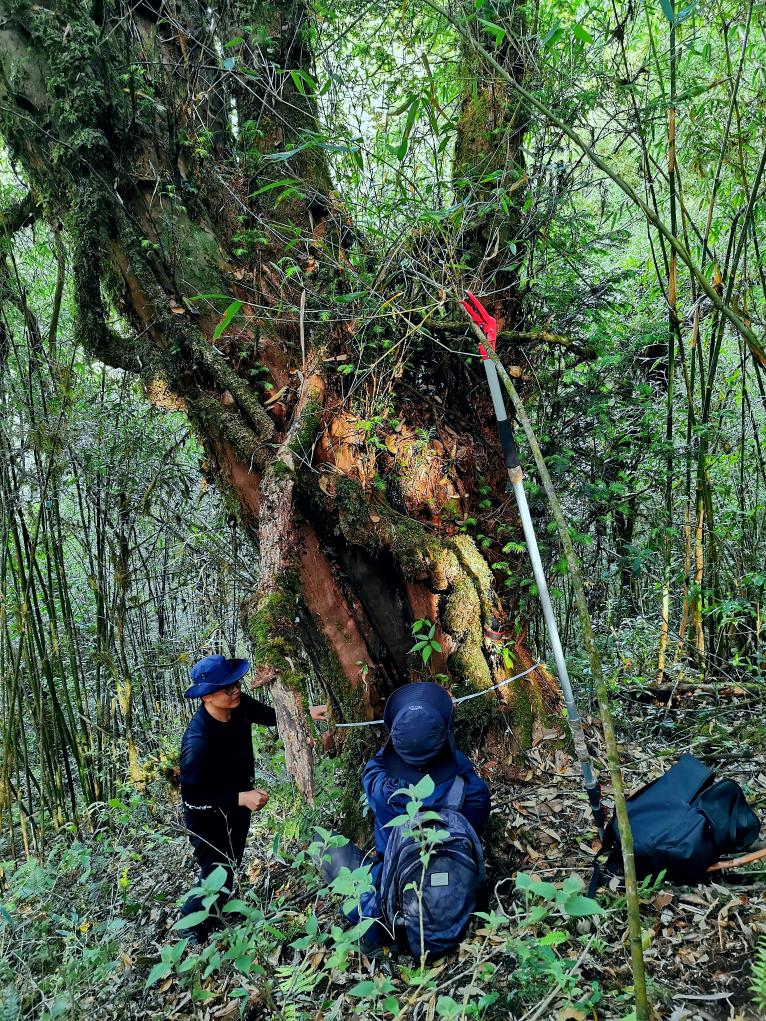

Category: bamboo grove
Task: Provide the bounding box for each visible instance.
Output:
[0,218,255,852]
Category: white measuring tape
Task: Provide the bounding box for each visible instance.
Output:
[334,661,542,728]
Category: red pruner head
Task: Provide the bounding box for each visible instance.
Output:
[459,291,497,360]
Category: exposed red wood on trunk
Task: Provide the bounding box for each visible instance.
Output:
[404,581,451,671]
[218,441,261,521]
[299,525,377,715]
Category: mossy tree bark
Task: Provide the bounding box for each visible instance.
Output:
[0,0,556,803]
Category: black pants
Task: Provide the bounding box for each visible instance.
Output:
[314,832,385,947]
[181,807,251,936]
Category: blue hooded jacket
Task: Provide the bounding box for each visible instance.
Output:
[362,748,491,859]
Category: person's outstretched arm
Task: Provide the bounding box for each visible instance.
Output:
[244,669,327,723]
[238,690,277,727]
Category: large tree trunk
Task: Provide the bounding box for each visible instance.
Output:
[0,0,556,804]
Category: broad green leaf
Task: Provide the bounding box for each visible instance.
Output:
[561,875,584,895]
[572,24,593,43]
[166,938,190,963]
[204,864,231,893]
[560,894,605,917]
[539,929,569,946]
[436,995,462,1018]
[145,961,172,987]
[173,910,209,929]
[212,300,243,342]
[411,773,435,799]
[177,955,200,973]
[384,813,412,827]
[543,23,565,48]
[222,899,250,914]
[349,980,377,996]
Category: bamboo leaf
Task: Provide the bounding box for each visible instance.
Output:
[572,24,593,43]
[250,178,302,198]
[479,19,506,45]
[212,300,243,342]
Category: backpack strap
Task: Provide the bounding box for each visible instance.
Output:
[444,774,466,811]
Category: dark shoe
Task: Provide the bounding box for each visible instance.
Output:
[359,935,388,960]
[186,925,210,947]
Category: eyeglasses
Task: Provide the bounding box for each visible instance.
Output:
[220,681,242,697]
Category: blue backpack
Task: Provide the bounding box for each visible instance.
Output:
[590,754,759,894]
[379,775,485,958]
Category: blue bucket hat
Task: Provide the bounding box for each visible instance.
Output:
[382,682,458,784]
[184,655,250,698]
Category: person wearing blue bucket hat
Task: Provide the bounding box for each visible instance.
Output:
[179,655,327,941]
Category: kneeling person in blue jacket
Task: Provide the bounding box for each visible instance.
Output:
[318,681,490,948]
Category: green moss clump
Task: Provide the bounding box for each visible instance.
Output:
[289,395,323,461]
[450,534,493,621]
[268,458,292,481]
[386,516,441,581]
[335,476,374,545]
[442,574,481,641]
[249,574,303,688]
[190,394,262,468]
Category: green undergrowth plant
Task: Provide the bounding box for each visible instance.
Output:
[409,618,443,668]
[0,768,617,1021]
[751,934,766,1014]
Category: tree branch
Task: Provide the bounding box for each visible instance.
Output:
[0,192,40,236]
[422,0,766,366]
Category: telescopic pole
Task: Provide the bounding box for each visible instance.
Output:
[461,293,606,838]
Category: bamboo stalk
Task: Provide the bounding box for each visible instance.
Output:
[486,346,651,1021]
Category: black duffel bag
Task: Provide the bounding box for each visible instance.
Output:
[590,754,760,894]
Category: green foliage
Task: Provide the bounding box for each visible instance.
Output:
[408,618,442,666]
[751,934,766,1013]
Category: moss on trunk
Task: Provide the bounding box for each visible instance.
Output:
[0,0,557,804]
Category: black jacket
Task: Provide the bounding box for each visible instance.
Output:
[180,693,277,819]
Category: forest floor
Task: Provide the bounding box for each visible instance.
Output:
[2,688,766,1021]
